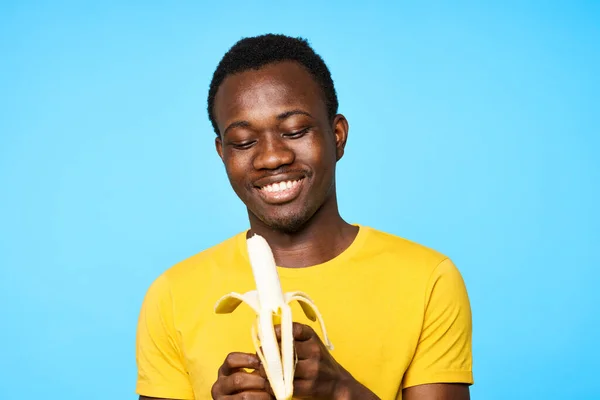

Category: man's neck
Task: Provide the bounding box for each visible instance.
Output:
[247,202,359,269]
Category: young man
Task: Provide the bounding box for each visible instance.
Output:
[136,34,473,400]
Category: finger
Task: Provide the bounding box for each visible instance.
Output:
[251,365,275,397]
[294,339,324,360]
[293,358,319,380]
[220,371,269,395]
[256,361,267,379]
[219,352,261,376]
[293,378,322,398]
[274,322,314,342]
[221,391,274,400]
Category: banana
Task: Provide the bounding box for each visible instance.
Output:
[214,234,333,400]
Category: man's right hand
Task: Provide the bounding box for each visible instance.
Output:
[211,352,274,399]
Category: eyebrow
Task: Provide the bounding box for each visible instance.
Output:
[223,120,251,136]
[223,109,314,136]
[276,109,313,120]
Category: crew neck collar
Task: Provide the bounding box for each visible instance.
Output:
[236,224,370,277]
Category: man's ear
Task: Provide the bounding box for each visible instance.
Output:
[215,135,224,161]
[333,114,349,161]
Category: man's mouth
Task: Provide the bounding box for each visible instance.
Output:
[255,178,305,204]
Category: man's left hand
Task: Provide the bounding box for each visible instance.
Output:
[268,322,379,400]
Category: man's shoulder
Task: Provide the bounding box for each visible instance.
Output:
[159,230,247,284]
[359,225,461,297]
[361,225,449,266]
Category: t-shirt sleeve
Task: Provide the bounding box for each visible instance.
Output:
[401,258,474,389]
[136,274,195,399]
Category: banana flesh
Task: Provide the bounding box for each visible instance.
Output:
[215,234,333,400]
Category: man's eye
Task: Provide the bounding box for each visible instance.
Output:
[231,141,256,150]
[284,128,310,139]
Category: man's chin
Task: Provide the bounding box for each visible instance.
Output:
[256,212,309,234]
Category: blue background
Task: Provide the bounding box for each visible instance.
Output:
[1,1,598,399]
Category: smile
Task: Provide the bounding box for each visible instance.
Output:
[256,178,304,204]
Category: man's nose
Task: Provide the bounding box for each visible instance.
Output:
[252,136,295,170]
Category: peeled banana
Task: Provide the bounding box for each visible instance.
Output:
[214,234,333,400]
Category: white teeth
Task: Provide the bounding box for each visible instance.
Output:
[262,179,301,193]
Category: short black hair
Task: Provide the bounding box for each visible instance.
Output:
[207,34,339,135]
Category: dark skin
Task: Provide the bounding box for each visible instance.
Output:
[215,61,357,267]
[140,61,469,400]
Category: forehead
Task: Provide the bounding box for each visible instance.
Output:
[213,61,327,130]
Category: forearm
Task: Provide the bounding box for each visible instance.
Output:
[334,378,380,400]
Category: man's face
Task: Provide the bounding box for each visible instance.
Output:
[213,61,348,233]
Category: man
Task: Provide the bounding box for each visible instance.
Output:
[136,34,473,400]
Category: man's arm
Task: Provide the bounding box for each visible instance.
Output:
[136,275,195,399]
[400,259,474,396]
[403,383,470,400]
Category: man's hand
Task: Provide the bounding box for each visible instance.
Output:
[273,322,380,400]
[211,352,273,399]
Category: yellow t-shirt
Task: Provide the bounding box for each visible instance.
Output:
[136,225,473,399]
